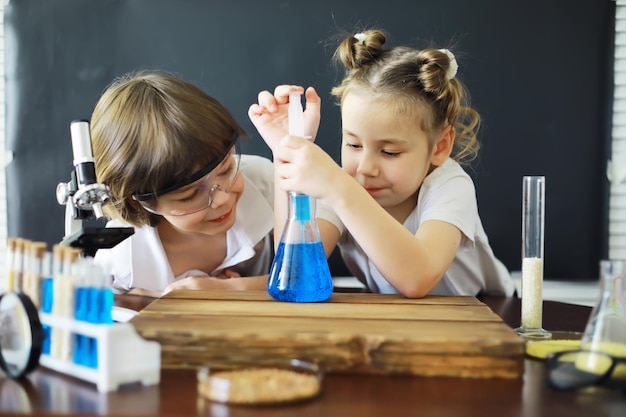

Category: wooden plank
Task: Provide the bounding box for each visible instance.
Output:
[140,299,502,322]
[131,290,525,378]
[160,289,485,306]
[132,315,523,352]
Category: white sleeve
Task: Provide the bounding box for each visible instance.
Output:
[238,154,274,209]
[316,199,344,234]
[94,220,133,294]
[419,168,478,249]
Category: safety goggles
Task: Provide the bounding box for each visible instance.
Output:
[132,141,240,216]
[546,349,626,393]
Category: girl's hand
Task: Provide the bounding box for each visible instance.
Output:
[248,85,321,153]
[274,135,345,201]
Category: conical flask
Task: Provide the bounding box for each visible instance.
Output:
[267,92,333,302]
[580,260,626,355]
[267,192,333,302]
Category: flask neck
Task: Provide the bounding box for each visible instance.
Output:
[289,191,314,222]
[597,264,625,310]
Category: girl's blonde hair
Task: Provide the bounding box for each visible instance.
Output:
[332,29,480,163]
[90,70,247,227]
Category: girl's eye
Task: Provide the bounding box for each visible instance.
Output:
[382,150,401,157]
[345,143,362,149]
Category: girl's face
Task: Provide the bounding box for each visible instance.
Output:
[161,172,245,236]
[340,92,447,220]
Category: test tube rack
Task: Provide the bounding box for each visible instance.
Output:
[38,312,161,392]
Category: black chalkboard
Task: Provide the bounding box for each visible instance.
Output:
[4,0,615,279]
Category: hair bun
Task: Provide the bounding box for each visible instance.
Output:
[353,33,367,44]
[438,49,458,80]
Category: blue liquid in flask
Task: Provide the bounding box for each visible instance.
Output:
[267,192,333,302]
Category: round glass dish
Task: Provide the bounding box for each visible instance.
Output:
[197,358,323,405]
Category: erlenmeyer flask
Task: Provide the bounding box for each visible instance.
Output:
[580,260,626,355]
[267,92,333,302]
[267,192,333,302]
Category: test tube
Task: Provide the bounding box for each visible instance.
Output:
[12,238,25,291]
[4,238,17,292]
[516,176,551,339]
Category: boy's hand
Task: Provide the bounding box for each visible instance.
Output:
[248,85,321,153]
[162,275,267,294]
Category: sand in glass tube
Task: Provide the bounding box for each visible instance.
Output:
[516,176,551,339]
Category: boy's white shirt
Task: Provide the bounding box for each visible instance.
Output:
[95,155,275,294]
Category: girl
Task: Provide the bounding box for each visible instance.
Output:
[90,71,278,296]
[249,29,514,298]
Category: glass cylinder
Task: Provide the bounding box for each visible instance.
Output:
[267,192,333,302]
[516,176,551,339]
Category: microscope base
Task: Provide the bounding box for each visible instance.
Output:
[60,227,134,257]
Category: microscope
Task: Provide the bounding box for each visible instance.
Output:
[56,120,134,257]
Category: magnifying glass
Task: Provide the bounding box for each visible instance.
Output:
[0,292,44,379]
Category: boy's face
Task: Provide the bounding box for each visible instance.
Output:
[340,92,435,220]
[135,148,240,216]
[161,171,245,235]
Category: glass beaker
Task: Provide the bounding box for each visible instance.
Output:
[547,260,626,389]
[580,260,626,356]
[516,176,551,339]
[267,192,333,302]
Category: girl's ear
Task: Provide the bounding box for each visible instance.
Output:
[431,125,454,166]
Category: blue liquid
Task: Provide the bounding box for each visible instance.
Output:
[41,277,53,354]
[268,242,333,302]
[293,194,311,222]
[41,278,54,313]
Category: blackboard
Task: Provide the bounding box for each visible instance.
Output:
[4,0,615,279]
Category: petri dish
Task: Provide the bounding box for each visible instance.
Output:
[525,331,583,360]
[197,358,323,405]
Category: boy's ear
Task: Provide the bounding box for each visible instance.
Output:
[431,125,455,166]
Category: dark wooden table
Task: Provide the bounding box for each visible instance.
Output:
[1,293,624,416]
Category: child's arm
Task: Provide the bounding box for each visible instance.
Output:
[331,178,462,297]
[162,275,269,294]
[270,134,463,298]
[248,85,324,252]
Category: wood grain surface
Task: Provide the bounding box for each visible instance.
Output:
[130,290,525,378]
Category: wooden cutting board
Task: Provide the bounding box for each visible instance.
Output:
[130,290,524,378]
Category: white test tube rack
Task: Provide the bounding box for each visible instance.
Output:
[38,312,161,392]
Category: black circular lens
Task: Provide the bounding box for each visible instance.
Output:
[0,293,44,379]
[547,351,612,390]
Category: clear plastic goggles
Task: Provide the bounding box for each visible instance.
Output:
[546,349,626,393]
[132,150,241,216]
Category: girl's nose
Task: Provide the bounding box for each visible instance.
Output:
[356,154,379,177]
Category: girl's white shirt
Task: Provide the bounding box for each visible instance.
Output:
[95,155,276,294]
[328,158,515,296]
